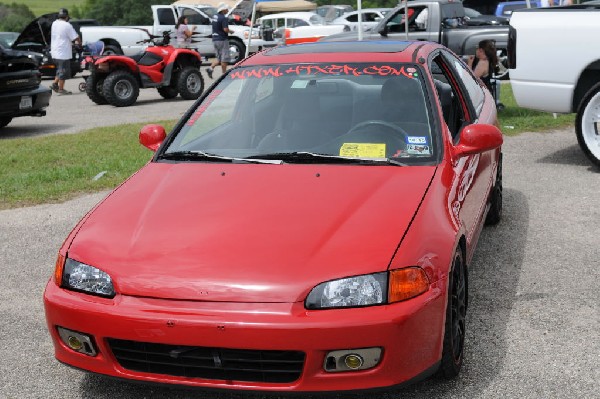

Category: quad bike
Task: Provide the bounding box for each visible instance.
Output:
[85,31,204,107]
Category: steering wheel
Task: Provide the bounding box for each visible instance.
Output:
[347,120,409,141]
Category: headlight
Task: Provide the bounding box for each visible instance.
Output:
[305,268,429,310]
[61,258,115,298]
[306,273,387,309]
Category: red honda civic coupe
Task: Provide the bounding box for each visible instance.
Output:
[44,41,503,392]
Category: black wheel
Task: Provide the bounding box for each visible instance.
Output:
[85,73,108,105]
[176,66,204,100]
[228,38,245,64]
[102,70,140,107]
[576,82,600,168]
[439,247,467,378]
[103,45,122,55]
[0,117,12,128]
[157,86,178,99]
[485,154,503,225]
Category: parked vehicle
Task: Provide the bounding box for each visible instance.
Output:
[80,3,272,64]
[331,8,392,31]
[11,13,83,78]
[44,40,503,392]
[85,31,203,107]
[508,3,600,166]
[315,4,354,22]
[464,7,509,25]
[0,46,51,128]
[495,1,541,18]
[320,0,510,59]
[257,11,349,44]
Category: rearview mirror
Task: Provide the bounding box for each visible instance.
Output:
[139,124,166,152]
[454,124,503,158]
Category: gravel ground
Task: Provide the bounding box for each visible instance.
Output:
[0,89,598,398]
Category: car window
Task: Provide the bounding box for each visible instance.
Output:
[291,18,309,28]
[451,57,484,114]
[181,8,209,25]
[165,63,436,164]
[346,14,358,22]
[157,8,176,25]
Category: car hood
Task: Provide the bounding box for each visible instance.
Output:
[12,13,56,48]
[68,163,436,303]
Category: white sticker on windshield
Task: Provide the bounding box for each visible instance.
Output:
[406,136,428,145]
[291,80,310,89]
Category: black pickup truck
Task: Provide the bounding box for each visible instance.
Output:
[321,0,509,60]
[0,46,52,129]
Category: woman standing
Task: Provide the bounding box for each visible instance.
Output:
[175,16,195,48]
[467,39,498,94]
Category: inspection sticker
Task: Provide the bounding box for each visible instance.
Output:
[406,136,428,145]
[340,143,386,158]
[406,144,431,155]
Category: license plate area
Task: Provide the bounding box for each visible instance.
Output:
[19,96,33,110]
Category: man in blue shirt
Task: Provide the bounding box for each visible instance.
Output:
[206,3,230,79]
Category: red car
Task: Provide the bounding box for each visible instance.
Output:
[44,41,503,392]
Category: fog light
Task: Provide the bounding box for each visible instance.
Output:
[344,354,363,369]
[57,327,97,356]
[324,347,382,372]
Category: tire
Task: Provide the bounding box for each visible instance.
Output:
[0,117,12,128]
[78,81,86,92]
[85,73,108,105]
[576,83,600,168]
[439,247,467,378]
[228,38,245,64]
[102,70,140,107]
[103,45,122,55]
[157,86,178,99]
[176,67,204,100]
[485,153,503,226]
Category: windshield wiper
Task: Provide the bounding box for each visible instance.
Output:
[247,151,407,166]
[160,151,282,164]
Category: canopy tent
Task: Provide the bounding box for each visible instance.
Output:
[171,0,316,14]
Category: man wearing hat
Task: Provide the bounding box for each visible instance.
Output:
[50,8,81,95]
[206,2,230,79]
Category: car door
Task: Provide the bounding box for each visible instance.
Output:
[381,5,436,42]
[177,7,213,55]
[429,49,496,256]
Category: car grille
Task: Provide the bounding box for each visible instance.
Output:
[107,338,305,383]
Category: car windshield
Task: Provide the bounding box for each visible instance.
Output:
[163,63,435,164]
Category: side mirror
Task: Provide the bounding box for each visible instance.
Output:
[139,124,166,152]
[454,124,503,158]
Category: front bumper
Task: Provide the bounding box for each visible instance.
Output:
[0,85,51,118]
[44,279,446,392]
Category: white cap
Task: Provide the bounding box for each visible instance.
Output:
[217,2,229,13]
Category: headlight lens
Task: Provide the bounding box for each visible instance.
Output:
[61,258,115,298]
[305,273,387,309]
[305,268,430,310]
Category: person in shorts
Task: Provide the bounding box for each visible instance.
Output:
[50,8,81,95]
[206,3,230,79]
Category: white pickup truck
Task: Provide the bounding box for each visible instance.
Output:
[508,3,600,167]
[80,3,274,64]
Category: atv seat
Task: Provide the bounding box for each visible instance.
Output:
[127,52,163,66]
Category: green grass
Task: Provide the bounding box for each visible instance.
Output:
[497,83,575,136]
[0,83,576,210]
[16,0,86,17]
[0,120,175,210]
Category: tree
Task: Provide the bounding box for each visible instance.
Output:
[82,0,168,25]
[0,2,35,32]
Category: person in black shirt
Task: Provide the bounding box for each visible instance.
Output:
[467,39,497,94]
[206,3,231,79]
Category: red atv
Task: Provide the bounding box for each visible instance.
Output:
[86,31,204,107]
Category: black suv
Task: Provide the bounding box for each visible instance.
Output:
[0,46,52,128]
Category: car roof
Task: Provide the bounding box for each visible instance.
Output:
[242,41,438,65]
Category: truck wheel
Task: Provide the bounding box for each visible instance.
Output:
[228,39,245,64]
[0,117,12,128]
[85,73,108,105]
[103,70,140,107]
[157,86,178,99]
[576,82,600,168]
[177,67,204,100]
[103,45,122,55]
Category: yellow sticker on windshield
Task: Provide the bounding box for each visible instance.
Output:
[340,143,386,158]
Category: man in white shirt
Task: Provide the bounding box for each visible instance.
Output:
[50,8,81,95]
